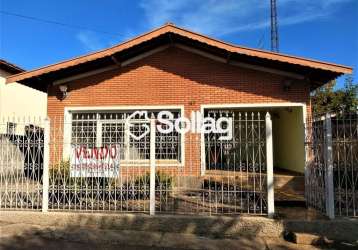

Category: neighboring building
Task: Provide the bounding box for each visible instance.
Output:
[0,59,47,135]
[5,24,352,213]
[0,60,47,180]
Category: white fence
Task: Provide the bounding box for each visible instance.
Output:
[305,112,358,218]
[3,110,353,218]
[0,111,274,216]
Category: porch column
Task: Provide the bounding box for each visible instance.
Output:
[265,112,274,218]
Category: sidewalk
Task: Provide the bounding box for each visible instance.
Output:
[1,211,357,249]
[0,222,318,250]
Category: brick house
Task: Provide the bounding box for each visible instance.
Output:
[5,24,352,214]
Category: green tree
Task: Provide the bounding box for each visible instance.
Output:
[312,75,357,114]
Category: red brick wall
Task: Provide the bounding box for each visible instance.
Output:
[47,47,311,176]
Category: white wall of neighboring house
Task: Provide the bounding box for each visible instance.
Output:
[0,68,47,135]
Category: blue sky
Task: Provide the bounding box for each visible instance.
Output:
[0,0,357,88]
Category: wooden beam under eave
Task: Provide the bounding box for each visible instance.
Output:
[175,43,305,80]
[53,65,119,85]
[111,55,121,66]
[226,52,232,64]
[53,45,171,86]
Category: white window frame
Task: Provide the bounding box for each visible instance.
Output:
[63,105,185,167]
[200,103,307,176]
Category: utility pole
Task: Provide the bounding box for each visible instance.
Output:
[270,0,279,52]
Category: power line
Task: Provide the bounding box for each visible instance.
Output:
[0,10,123,37]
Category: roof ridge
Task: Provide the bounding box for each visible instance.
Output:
[169,25,353,70]
[5,24,172,79]
[6,24,352,84]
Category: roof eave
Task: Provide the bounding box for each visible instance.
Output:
[0,60,24,75]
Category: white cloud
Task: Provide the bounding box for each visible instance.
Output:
[76,29,145,52]
[76,31,107,51]
[139,0,353,37]
[75,0,353,51]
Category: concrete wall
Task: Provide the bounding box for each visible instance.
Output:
[0,69,47,135]
[272,107,305,173]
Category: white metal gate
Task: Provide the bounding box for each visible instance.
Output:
[0,120,44,210]
[0,111,274,216]
[305,112,358,218]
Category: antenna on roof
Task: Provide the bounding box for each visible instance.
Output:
[270,0,279,52]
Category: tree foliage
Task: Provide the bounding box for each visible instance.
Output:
[312,75,357,115]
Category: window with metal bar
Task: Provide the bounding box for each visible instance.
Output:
[70,110,182,164]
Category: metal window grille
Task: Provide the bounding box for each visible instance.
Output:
[71,111,181,162]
